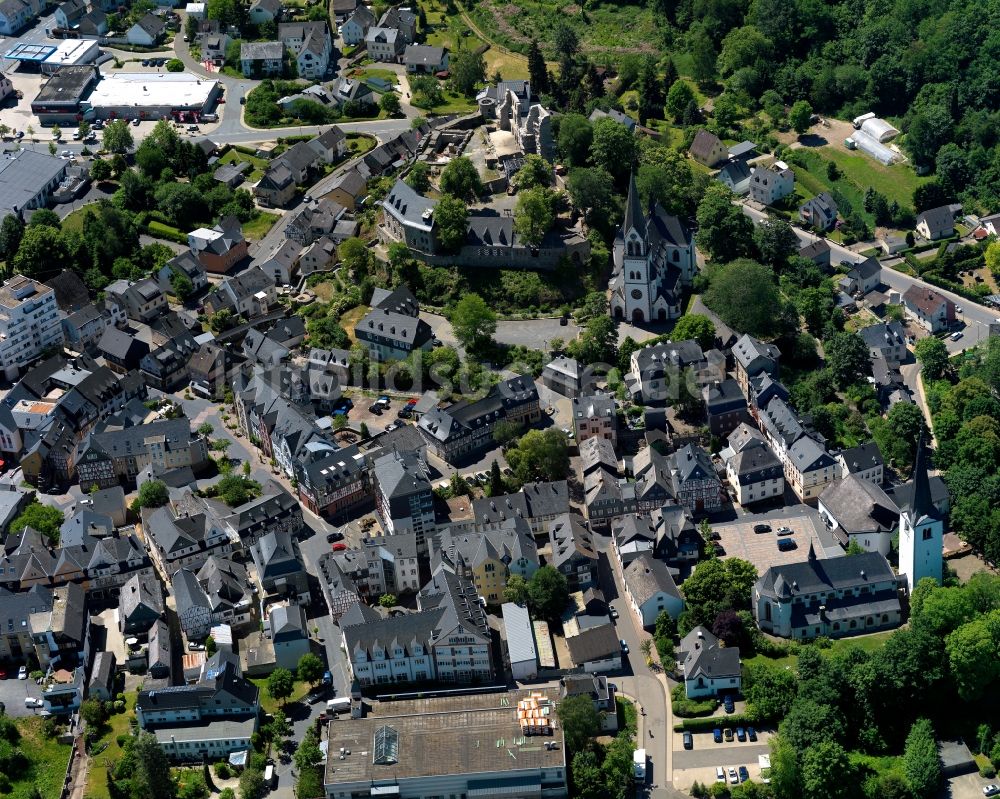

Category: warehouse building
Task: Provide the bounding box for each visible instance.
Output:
[84,71,221,121]
[31,65,100,125]
[3,39,100,73]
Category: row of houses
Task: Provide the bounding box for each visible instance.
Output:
[239,21,332,79]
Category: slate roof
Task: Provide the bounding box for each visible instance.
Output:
[788,435,837,473]
[623,553,681,606]
[402,44,445,66]
[435,519,537,573]
[727,441,782,484]
[757,550,896,600]
[917,205,955,238]
[471,480,569,525]
[839,442,884,475]
[565,622,619,664]
[689,129,724,163]
[547,513,597,571]
[733,334,780,372]
[679,626,741,680]
[820,476,899,540]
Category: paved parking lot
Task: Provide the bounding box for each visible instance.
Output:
[944,771,996,799]
[711,506,839,573]
[0,674,46,718]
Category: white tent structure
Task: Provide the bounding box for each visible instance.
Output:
[861,117,900,142]
[851,131,900,165]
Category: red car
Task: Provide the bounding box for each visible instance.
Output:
[0,670,6,679]
[332,542,347,551]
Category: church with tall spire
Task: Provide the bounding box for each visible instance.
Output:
[898,433,943,592]
[609,173,696,325]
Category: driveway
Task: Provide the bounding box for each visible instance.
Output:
[0,674,46,718]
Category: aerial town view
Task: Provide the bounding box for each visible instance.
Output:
[1,1,1000,799]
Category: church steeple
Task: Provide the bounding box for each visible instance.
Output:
[807,540,817,563]
[908,430,937,522]
[623,172,646,240]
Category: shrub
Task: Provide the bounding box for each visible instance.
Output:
[215,762,232,779]
[116,734,129,748]
[670,685,719,718]
[980,763,997,778]
[114,700,125,713]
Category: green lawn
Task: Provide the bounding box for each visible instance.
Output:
[219,148,269,182]
[346,133,377,156]
[415,88,478,116]
[355,67,398,86]
[85,693,137,799]
[745,630,895,671]
[11,717,73,799]
[819,146,931,210]
[242,211,279,241]
[250,678,311,715]
[62,205,98,235]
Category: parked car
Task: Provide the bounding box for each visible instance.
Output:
[132,118,140,126]
[738,766,749,783]
[776,526,793,536]
[189,642,205,651]
[716,767,725,783]
[322,671,332,686]
[728,768,739,785]
[747,727,758,742]
[24,697,43,708]
[619,639,629,655]
[736,727,746,742]
[683,731,693,750]
[723,695,735,714]
[983,786,1000,797]
[17,666,26,680]
[713,728,723,744]
[609,607,619,620]
[951,331,963,341]
[368,404,382,415]
[332,542,347,551]
[777,538,797,552]
[326,531,343,543]
[753,524,771,533]
[724,728,734,742]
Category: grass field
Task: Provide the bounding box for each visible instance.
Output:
[243,211,279,240]
[250,678,311,715]
[85,694,137,799]
[346,133,377,156]
[61,205,96,235]
[339,304,369,340]
[219,148,269,182]
[12,717,73,799]
[745,630,895,671]
[818,146,931,210]
[423,0,530,78]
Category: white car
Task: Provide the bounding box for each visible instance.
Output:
[983,786,1000,797]
[17,666,27,680]
[23,697,43,708]
[716,767,726,783]
[728,768,739,785]
[950,331,963,341]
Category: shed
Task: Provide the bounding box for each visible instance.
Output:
[502,602,538,681]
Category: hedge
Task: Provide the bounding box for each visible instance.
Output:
[673,713,755,733]
[145,220,189,244]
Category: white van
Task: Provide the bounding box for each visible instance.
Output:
[327,697,351,714]
[263,764,274,788]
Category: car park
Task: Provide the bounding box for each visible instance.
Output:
[738,766,749,783]
[683,731,693,749]
[713,728,723,743]
[728,768,739,785]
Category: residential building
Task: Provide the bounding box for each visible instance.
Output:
[501,602,537,680]
[610,173,696,325]
[279,21,332,79]
[818,476,899,556]
[651,503,702,565]
[0,585,52,662]
[564,622,621,673]
[126,13,165,45]
[322,689,567,799]
[733,334,780,397]
[0,276,64,380]
[716,160,752,195]
[798,239,831,267]
[624,339,708,404]
[158,251,208,297]
[786,434,840,502]
[843,257,881,296]
[547,513,597,590]
[307,126,347,163]
[379,178,437,251]
[622,553,683,627]
[76,419,209,489]
[916,205,956,240]
[838,442,884,485]
[341,567,495,686]
[572,394,616,446]
[118,571,164,635]
[752,544,902,639]
[589,107,637,131]
[541,356,583,398]
[749,161,794,205]
[859,321,906,364]
[251,529,311,604]
[136,660,259,760]
[0,0,39,35]
[365,27,402,61]
[689,129,728,168]
[354,285,433,361]
[703,378,748,436]
[325,168,367,211]
[372,450,435,549]
[433,519,539,604]
[898,438,943,592]
[402,44,448,73]
[268,603,310,670]
[145,501,233,579]
[378,5,416,41]
[240,41,284,78]
[903,285,956,333]
[667,444,723,515]
[419,376,540,464]
[88,650,116,701]
[339,4,374,44]
[29,582,87,669]
[215,266,278,318]
[676,626,741,699]
[247,0,281,23]
[721,423,783,506]
[799,192,838,231]
[560,674,617,732]
[187,217,248,274]
[471,481,570,535]
[55,0,86,29]
[104,278,166,324]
